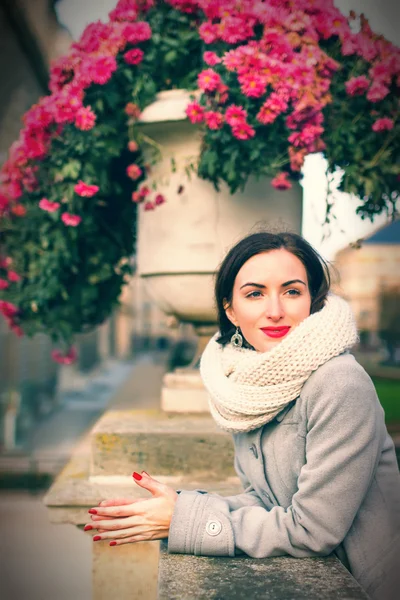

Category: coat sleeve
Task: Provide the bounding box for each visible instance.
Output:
[183,451,266,512]
[168,360,383,557]
[222,452,266,510]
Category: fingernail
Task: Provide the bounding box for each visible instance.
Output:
[110,541,117,547]
[84,525,93,531]
[133,472,142,481]
[93,536,101,542]
[88,509,97,515]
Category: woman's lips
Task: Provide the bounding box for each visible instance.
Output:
[260,326,291,339]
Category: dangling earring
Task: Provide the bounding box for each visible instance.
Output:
[231,327,243,348]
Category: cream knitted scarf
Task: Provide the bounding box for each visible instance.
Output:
[200,293,358,433]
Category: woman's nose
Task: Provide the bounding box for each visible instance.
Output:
[265,296,284,320]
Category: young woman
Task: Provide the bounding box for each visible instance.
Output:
[87,232,400,600]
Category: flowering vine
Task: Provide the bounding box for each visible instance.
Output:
[0,0,398,362]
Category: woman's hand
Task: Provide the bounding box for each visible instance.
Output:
[85,471,179,546]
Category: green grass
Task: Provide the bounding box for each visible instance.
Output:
[372,378,400,423]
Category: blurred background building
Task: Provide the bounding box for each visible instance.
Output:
[334,219,400,364]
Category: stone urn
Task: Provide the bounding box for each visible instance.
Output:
[137,89,302,411]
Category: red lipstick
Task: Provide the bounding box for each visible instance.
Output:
[260,326,291,339]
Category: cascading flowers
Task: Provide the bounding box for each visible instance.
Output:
[0,0,398,362]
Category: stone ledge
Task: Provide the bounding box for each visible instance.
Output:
[158,544,370,600]
[44,431,241,525]
[91,409,236,478]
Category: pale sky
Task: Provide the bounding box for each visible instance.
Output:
[56,0,399,260]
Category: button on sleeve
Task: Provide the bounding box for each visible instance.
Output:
[206,519,222,536]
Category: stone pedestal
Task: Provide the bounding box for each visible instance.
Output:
[93,539,159,600]
[161,369,209,412]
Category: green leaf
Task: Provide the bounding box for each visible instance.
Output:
[59,159,82,180]
[164,50,178,64]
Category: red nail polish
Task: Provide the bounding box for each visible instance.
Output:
[84,525,93,531]
[110,541,117,547]
[93,536,101,542]
[88,509,97,515]
[133,472,142,481]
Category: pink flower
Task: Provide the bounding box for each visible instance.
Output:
[204,111,224,130]
[341,35,357,56]
[75,106,97,131]
[11,205,26,217]
[0,257,12,269]
[356,33,378,62]
[51,346,78,365]
[372,118,394,132]
[256,106,278,125]
[199,22,219,44]
[128,140,139,152]
[168,0,198,13]
[231,122,256,140]
[122,22,152,44]
[216,83,229,104]
[289,147,307,172]
[238,72,267,98]
[369,61,392,85]
[367,82,389,102]
[7,271,21,282]
[127,164,142,180]
[139,185,150,198]
[124,48,144,65]
[219,16,255,44]
[225,105,248,127]
[0,301,19,318]
[74,21,113,53]
[7,181,23,200]
[0,192,9,214]
[185,101,205,124]
[345,75,370,96]
[0,279,9,290]
[198,69,222,93]
[74,181,99,197]
[288,125,324,149]
[271,172,292,190]
[257,92,289,125]
[222,49,242,72]
[155,193,166,205]
[125,103,141,118]
[109,0,139,22]
[39,198,60,213]
[61,213,82,227]
[144,201,155,211]
[203,51,221,66]
[90,56,117,85]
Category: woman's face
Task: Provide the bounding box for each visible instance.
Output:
[225,249,312,352]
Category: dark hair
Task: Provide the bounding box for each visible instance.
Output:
[215,231,331,346]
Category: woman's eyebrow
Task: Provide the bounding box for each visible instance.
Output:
[239,279,306,290]
[240,282,265,290]
[282,279,306,287]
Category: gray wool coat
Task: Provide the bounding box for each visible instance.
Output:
[168,353,400,600]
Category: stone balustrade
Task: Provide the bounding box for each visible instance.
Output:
[44,359,371,599]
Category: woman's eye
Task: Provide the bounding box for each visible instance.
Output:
[246,290,262,298]
[286,289,300,296]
